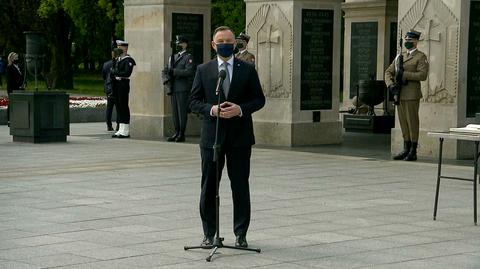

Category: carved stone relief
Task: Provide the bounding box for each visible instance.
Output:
[399,0,458,104]
[247,4,293,99]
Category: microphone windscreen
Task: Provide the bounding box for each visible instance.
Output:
[218,69,227,79]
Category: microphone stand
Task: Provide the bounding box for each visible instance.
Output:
[184,72,261,262]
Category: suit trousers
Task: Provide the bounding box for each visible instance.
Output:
[397,100,420,142]
[171,91,189,134]
[200,145,251,237]
[105,95,116,127]
[114,81,130,124]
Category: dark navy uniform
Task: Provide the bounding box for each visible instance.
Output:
[111,54,135,125]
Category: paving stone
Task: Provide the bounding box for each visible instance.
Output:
[1,123,479,268]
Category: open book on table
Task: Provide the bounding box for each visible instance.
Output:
[449,124,480,134]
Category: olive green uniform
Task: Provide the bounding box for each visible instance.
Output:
[235,50,255,64]
[385,49,429,142]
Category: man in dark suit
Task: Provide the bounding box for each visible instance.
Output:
[190,26,265,248]
[165,35,194,142]
[101,48,122,132]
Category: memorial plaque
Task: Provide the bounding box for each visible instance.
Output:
[349,22,378,98]
[467,1,480,117]
[300,9,334,110]
[172,13,204,67]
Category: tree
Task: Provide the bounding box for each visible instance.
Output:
[211,0,246,36]
[0,0,123,89]
[0,0,44,56]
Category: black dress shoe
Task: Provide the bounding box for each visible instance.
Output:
[107,126,114,131]
[175,136,185,142]
[235,235,248,248]
[117,134,130,139]
[112,133,118,138]
[166,134,178,142]
[201,236,214,246]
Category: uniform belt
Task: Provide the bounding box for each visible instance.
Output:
[115,77,130,81]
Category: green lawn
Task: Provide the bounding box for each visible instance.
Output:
[25,72,105,97]
[71,72,105,96]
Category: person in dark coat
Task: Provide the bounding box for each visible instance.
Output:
[189,26,265,248]
[102,49,122,131]
[6,52,24,94]
[6,52,24,125]
[111,41,136,138]
[164,35,194,142]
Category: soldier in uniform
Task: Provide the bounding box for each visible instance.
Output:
[164,35,194,142]
[111,40,136,138]
[385,30,429,161]
[235,32,255,64]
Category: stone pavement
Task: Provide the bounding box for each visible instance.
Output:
[0,123,479,269]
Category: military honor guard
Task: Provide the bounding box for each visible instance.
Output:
[235,32,255,64]
[111,40,136,138]
[385,30,429,161]
[164,35,194,142]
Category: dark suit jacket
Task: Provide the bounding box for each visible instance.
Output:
[102,60,113,95]
[190,58,265,148]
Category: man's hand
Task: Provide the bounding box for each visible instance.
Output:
[219,102,241,118]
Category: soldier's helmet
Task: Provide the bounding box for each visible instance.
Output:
[175,35,188,45]
[405,30,421,40]
[236,32,250,43]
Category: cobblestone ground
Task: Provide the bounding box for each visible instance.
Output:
[0,123,479,268]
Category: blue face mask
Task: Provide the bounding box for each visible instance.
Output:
[215,43,234,58]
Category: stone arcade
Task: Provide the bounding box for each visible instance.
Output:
[124,0,479,159]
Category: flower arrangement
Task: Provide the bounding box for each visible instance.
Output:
[0,96,107,109]
[69,96,107,108]
[0,97,7,108]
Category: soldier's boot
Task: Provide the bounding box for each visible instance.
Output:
[118,124,130,138]
[112,124,123,138]
[393,141,411,160]
[167,132,178,142]
[175,131,185,142]
[404,142,418,161]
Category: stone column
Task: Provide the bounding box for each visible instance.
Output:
[124,0,210,139]
[342,0,397,109]
[245,0,343,146]
[394,0,472,159]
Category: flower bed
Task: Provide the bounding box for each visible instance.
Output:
[0,96,107,109]
[69,96,107,108]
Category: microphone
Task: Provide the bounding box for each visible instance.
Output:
[216,69,227,95]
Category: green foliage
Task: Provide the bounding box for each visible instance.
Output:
[98,0,124,38]
[211,0,246,36]
[0,0,44,55]
[37,0,62,17]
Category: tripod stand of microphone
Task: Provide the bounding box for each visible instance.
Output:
[184,69,261,262]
